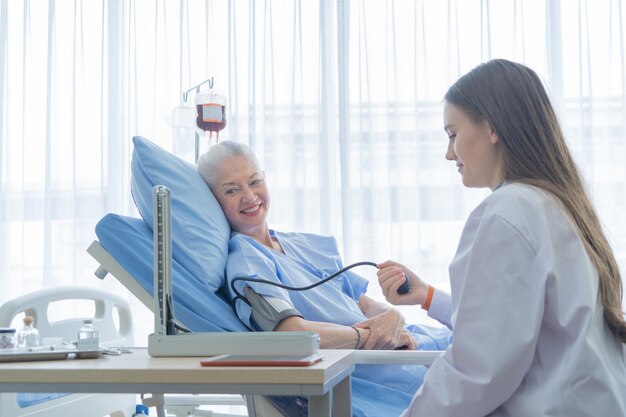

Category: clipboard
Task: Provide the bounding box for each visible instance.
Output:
[200,353,323,367]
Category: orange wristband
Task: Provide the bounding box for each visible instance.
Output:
[421,285,435,311]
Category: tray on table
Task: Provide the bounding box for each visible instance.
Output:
[0,347,102,363]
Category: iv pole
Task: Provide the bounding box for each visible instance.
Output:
[182,77,213,163]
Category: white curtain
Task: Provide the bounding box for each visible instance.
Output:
[1,0,625,335]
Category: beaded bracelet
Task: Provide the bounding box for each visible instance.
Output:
[351,326,361,349]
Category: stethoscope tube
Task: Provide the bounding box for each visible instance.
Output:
[230,261,378,306]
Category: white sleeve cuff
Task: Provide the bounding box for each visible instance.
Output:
[427,289,453,330]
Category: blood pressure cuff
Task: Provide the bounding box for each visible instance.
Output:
[243,286,303,331]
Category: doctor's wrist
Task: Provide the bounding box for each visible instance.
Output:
[413,282,430,308]
[420,285,435,311]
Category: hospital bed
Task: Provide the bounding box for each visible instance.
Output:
[87,135,302,417]
[87,136,442,416]
[88,237,288,417]
[0,285,136,417]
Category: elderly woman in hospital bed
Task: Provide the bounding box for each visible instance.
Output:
[197,141,452,416]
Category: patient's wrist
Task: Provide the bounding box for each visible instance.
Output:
[356,328,371,349]
[351,326,361,349]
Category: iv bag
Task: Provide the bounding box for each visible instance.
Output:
[194,90,227,138]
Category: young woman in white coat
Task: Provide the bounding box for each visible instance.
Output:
[377,59,626,417]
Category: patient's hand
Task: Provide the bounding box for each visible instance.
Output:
[355,309,415,350]
[397,329,418,350]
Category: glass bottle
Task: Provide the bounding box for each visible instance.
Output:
[77,319,99,350]
[17,316,39,348]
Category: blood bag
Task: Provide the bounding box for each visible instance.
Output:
[195,89,227,141]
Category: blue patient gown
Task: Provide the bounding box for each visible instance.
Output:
[226,230,452,417]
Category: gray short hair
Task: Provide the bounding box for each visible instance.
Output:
[196,140,260,188]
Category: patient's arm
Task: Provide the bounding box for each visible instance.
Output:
[355,294,416,350]
[275,316,372,349]
[358,294,394,318]
[275,308,416,350]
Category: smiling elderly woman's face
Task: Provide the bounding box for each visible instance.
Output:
[211,154,270,236]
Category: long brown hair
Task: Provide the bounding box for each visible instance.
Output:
[445,59,626,342]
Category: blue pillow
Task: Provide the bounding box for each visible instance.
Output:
[96,213,248,332]
[130,136,230,291]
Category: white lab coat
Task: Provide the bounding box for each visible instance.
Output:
[427,289,452,330]
[402,183,626,417]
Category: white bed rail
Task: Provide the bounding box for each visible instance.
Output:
[354,349,442,365]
